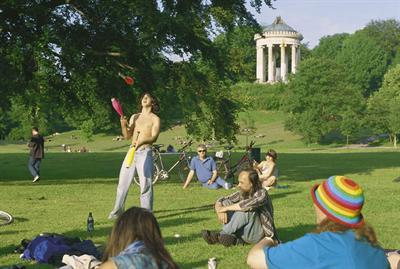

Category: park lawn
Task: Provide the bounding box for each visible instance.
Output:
[1,150,400,268]
[0,110,372,155]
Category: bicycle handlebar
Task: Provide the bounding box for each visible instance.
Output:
[246,140,255,151]
[178,140,193,152]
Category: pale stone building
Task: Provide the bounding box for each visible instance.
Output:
[254,16,303,83]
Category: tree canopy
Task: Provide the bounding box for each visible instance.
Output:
[284,57,364,144]
[0,0,274,141]
[367,64,400,147]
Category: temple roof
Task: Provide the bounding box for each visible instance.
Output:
[262,16,298,33]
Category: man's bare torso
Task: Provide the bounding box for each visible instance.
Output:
[130,112,159,148]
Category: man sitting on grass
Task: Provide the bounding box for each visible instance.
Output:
[201,169,278,247]
[183,144,231,190]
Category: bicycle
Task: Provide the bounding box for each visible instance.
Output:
[133,140,193,185]
[0,210,13,226]
[214,141,255,183]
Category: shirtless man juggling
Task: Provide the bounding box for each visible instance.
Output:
[108,93,160,219]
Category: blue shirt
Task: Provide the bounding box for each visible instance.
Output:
[264,230,389,269]
[190,156,217,183]
[111,241,168,269]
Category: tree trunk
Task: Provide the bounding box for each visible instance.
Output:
[346,135,349,147]
[394,135,397,148]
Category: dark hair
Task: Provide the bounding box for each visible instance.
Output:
[103,207,179,269]
[138,92,159,114]
[241,168,262,196]
[32,127,39,132]
[266,149,277,161]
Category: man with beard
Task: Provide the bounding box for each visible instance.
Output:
[201,169,278,247]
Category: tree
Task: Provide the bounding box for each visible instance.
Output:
[336,30,389,96]
[367,64,400,148]
[214,25,261,83]
[312,33,349,60]
[363,19,400,63]
[284,57,365,144]
[340,110,362,146]
[0,1,275,142]
[81,119,95,142]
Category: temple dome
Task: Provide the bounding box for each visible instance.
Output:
[262,16,303,40]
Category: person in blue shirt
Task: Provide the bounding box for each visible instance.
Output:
[99,207,179,269]
[247,175,392,269]
[183,144,231,190]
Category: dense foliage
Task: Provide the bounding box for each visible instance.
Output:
[1,1,399,147]
[367,64,400,148]
[0,0,275,142]
[283,19,400,145]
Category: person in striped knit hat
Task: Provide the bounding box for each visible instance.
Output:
[247,175,399,269]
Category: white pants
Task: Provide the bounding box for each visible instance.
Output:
[111,147,153,213]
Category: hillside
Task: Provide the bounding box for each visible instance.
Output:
[0,110,393,154]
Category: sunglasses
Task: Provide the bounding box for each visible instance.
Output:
[198,150,206,153]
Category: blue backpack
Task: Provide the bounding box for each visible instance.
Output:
[22,234,99,264]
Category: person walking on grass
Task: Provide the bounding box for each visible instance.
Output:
[108,92,160,219]
[100,207,179,269]
[247,175,393,269]
[201,169,278,247]
[183,144,231,190]
[28,127,45,183]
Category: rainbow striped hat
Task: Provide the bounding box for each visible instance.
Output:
[311,176,365,228]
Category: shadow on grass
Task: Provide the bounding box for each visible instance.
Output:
[155,204,214,219]
[12,217,29,224]
[1,152,400,183]
[277,223,315,242]
[159,217,209,229]
[278,151,400,182]
[103,144,130,151]
[178,259,209,269]
[2,179,117,186]
[62,225,113,240]
[0,229,28,236]
[164,231,202,245]
[0,245,15,258]
[269,190,301,200]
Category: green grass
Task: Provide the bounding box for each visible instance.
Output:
[1,110,399,268]
[1,151,400,268]
[3,110,394,155]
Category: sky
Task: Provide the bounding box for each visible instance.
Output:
[246,0,400,48]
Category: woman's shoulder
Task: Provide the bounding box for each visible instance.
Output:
[112,252,166,269]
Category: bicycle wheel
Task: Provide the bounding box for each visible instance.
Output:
[0,210,13,226]
[216,159,230,180]
[133,163,160,186]
[178,161,190,181]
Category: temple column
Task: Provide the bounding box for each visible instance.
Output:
[267,44,274,82]
[280,43,287,82]
[291,44,298,74]
[256,45,266,82]
[297,46,301,64]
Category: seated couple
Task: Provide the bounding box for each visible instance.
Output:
[253,149,278,190]
[183,144,231,190]
[201,168,278,247]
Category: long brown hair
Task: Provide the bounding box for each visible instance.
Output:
[241,168,262,197]
[314,218,379,245]
[138,92,160,114]
[103,207,179,269]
